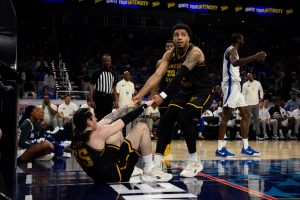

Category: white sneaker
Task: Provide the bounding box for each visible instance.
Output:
[142,163,173,182]
[35,153,54,161]
[180,158,203,178]
[131,166,143,177]
[235,133,242,139]
[52,126,60,134]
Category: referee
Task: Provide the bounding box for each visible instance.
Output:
[89,54,118,121]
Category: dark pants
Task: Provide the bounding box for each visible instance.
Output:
[94,92,113,121]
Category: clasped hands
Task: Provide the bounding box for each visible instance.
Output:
[131,94,163,108]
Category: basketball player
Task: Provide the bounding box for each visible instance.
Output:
[134,23,214,177]
[215,33,267,157]
[150,40,175,156]
[71,100,172,183]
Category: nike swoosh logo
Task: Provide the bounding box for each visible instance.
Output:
[218,152,225,155]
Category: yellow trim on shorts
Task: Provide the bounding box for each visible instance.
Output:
[186,103,203,109]
[168,104,183,109]
[186,89,213,109]
[106,144,120,150]
[124,140,141,156]
[120,154,130,170]
[115,164,122,182]
[203,90,213,105]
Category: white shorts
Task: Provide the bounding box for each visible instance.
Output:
[222,81,247,109]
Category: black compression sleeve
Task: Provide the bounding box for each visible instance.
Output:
[163,65,190,98]
[120,104,147,125]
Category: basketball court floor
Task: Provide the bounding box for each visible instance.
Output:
[11,140,300,200]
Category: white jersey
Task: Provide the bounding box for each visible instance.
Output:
[222,46,241,82]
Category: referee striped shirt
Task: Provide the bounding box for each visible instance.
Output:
[90,69,117,94]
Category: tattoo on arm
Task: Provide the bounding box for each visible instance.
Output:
[182,49,201,70]
[102,105,129,122]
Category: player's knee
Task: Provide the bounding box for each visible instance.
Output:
[39,141,54,151]
[135,122,149,134]
[221,114,230,124]
[241,112,250,121]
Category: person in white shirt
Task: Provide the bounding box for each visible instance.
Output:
[144,106,160,138]
[116,71,135,135]
[259,100,278,139]
[38,95,58,130]
[57,95,78,133]
[279,106,296,139]
[291,105,300,137]
[242,73,264,140]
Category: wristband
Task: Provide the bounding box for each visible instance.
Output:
[159,91,168,99]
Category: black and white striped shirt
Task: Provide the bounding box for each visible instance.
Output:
[90,69,117,94]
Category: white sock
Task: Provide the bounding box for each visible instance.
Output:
[189,152,198,160]
[153,154,163,166]
[288,129,292,134]
[142,154,154,171]
[242,138,249,149]
[217,140,226,150]
[279,129,283,134]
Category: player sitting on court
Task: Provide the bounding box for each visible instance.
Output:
[71,100,173,183]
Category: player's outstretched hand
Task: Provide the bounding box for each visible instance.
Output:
[152,94,163,107]
[128,100,139,108]
[132,94,142,104]
[255,51,267,61]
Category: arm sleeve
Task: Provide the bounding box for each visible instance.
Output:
[120,104,148,125]
[19,121,32,149]
[162,65,190,98]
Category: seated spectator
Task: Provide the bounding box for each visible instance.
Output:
[291,104,300,138]
[17,105,54,162]
[284,93,300,112]
[269,101,296,139]
[197,109,214,139]
[38,95,59,130]
[57,95,78,136]
[263,99,279,140]
[144,105,160,138]
[258,99,278,140]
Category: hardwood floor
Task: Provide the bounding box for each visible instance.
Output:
[151,140,300,160]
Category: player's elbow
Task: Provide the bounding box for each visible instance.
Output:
[231,61,239,67]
